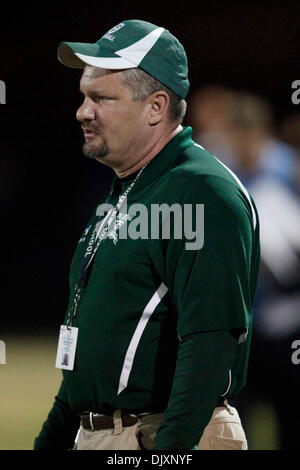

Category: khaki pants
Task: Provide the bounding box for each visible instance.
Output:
[75,404,247,450]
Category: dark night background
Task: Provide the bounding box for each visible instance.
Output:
[1,0,299,334]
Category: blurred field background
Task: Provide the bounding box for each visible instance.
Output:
[0,333,62,450]
[0,333,279,450]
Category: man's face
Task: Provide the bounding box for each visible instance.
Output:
[76,66,151,167]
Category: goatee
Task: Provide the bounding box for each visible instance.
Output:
[83,141,109,159]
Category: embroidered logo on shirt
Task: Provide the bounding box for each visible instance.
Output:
[107,213,132,245]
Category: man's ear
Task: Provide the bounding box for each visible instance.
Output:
[147,91,169,125]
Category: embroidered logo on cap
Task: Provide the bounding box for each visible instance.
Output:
[103,22,125,41]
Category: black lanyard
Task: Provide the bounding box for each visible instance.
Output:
[65,163,149,328]
[66,187,114,328]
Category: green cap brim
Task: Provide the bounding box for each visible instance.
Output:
[58,42,138,69]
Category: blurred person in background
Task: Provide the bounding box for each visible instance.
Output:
[280,112,300,189]
[190,87,300,449]
[189,86,238,168]
[280,112,300,152]
[190,86,300,193]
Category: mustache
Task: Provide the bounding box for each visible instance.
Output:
[81,124,99,133]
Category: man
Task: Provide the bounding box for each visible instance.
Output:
[34,19,260,450]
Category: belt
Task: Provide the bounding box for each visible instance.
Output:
[80,399,228,432]
[80,410,147,431]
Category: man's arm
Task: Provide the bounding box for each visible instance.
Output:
[153,175,258,449]
[153,329,238,449]
[34,380,80,450]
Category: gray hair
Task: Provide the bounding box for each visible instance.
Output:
[119,68,187,126]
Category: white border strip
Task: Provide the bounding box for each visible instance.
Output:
[74,53,136,69]
[220,369,232,397]
[117,282,168,394]
[116,27,165,65]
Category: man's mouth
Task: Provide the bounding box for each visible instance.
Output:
[82,127,98,139]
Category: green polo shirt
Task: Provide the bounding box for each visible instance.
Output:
[34,127,260,449]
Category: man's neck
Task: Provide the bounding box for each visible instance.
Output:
[115,125,183,179]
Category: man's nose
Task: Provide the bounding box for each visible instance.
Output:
[76,97,96,122]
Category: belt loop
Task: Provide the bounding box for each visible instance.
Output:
[113,409,123,435]
[224,399,235,415]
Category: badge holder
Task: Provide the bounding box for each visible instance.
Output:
[55,285,82,371]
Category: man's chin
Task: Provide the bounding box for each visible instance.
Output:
[83,142,108,159]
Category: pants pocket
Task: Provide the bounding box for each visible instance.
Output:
[209,434,247,450]
[136,413,164,450]
[136,430,148,450]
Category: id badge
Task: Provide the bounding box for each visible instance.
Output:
[55,325,78,371]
